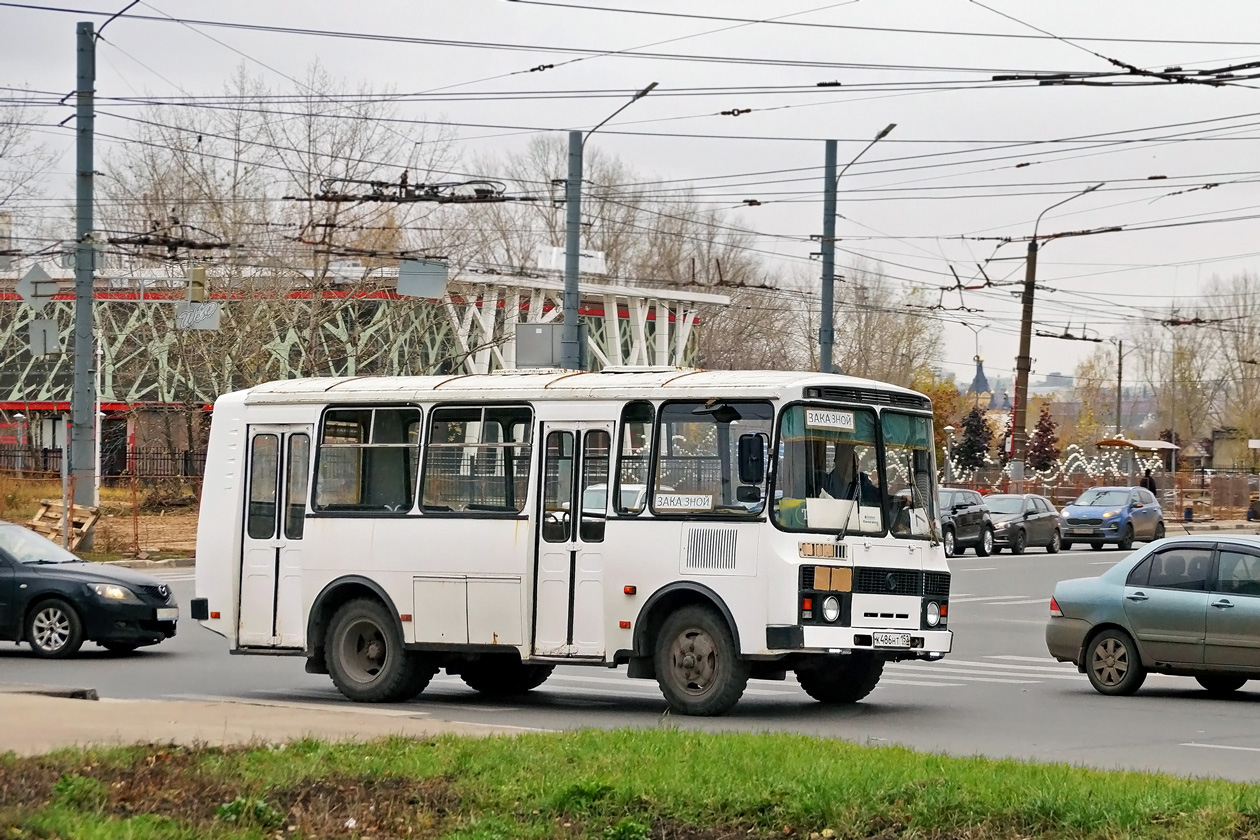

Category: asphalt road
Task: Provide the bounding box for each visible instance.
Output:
[5,544,1260,782]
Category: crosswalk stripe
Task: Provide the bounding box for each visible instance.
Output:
[884,668,1040,684]
[936,657,1078,673]
[950,595,1029,603]
[987,655,1061,663]
[990,598,1051,606]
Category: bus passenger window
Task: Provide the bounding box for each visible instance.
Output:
[652,400,773,516]
[615,401,653,514]
[422,405,533,514]
[247,434,279,539]
[314,407,421,513]
[580,430,611,541]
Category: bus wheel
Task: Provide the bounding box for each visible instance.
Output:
[326,598,432,703]
[460,657,555,696]
[796,652,884,704]
[654,605,749,716]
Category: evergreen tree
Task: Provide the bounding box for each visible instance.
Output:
[1027,403,1060,471]
[954,406,992,471]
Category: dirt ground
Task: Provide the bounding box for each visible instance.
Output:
[90,503,200,556]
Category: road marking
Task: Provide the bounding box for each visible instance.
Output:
[950,595,1029,603]
[991,598,1051,606]
[940,658,1078,673]
[1180,743,1260,753]
[882,679,965,687]
[956,568,996,572]
[1090,561,1118,566]
[987,655,1064,663]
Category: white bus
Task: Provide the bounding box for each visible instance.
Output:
[192,368,951,715]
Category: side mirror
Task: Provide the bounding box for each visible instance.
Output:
[736,485,762,503]
[737,433,766,485]
[1132,502,1143,509]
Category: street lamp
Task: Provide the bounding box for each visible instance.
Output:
[1010,182,1105,485]
[561,82,658,370]
[943,424,956,484]
[819,123,897,373]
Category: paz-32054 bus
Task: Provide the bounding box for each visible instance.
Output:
[192,368,951,715]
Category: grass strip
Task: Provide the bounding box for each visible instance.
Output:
[1,729,1257,839]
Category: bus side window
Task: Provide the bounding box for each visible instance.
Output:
[423,405,534,514]
[615,401,654,515]
[313,407,421,513]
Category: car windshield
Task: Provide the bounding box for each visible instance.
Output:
[1074,489,1130,506]
[0,525,82,565]
[985,496,1025,514]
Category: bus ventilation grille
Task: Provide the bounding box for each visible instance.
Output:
[685,528,738,571]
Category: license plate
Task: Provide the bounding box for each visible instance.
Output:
[1070,528,1095,535]
[872,632,910,648]
[156,607,179,621]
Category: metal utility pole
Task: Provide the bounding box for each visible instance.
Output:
[561,130,584,371]
[562,82,657,371]
[819,139,837,373]
[1115,339,1123,436]
[1010,182,1103,485]
[817,123,895,375]
[71,21,97,509]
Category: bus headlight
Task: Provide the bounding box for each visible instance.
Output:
[821,596,841,623]
[925,601,941,627]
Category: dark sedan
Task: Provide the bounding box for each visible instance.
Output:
[986,493,1062,554]
[0,522,178,657]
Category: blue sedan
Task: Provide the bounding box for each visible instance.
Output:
[1060,486,1165,551]
[1047,535,1259,696]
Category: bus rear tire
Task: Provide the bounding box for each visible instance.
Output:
[459,657,555,696]
[796,652,884,704]
[326,598,434,703]
[654,605,749,716]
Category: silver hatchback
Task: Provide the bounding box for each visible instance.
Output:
[1046,535,1260,696]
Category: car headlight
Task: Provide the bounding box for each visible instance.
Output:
[821,596,841,623]
[925,601,941,627]
[993,520,1009,531]
[89,583,140,603]
[1101,509,1119,519]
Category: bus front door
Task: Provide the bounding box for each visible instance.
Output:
[238,426,311,648]
[533,423,613,658]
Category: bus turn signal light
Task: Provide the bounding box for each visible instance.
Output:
[209,611,220,619]
[619,621,631,629]
[801,598,813,611]
[623,585,636,595]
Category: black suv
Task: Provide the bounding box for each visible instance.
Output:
[937,488,994,558]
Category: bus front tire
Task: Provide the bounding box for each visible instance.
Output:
[326,598,435,703]
[796,652,884,704]
[654,605,749,716]
[459,658,555,696]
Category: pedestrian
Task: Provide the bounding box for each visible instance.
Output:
[1139,468,1157,493]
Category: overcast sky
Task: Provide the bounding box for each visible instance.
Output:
[6,0,1260,386]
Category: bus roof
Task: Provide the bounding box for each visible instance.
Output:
[234,369,930,407]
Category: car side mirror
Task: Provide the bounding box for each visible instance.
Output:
[1132,502,1143,509]
[737,433,765,485]
[736,485,762,503]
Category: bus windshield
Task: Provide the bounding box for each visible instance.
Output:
[773,405,882,533]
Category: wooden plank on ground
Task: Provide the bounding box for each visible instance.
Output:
[26,499,100,551]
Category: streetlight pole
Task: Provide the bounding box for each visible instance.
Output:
[819,123,895,373]
[562,82,657,371]
[1010,182,1104,486]
[943,425,955,484]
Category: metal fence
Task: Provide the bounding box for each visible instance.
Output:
[0,445,207,480]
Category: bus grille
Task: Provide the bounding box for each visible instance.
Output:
[854,568,923,595]
[924,571,951,597]
[684,528,738,571]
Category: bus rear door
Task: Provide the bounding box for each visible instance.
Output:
[534,423,612,658]
[238,425,311,648]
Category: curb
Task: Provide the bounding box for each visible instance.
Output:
[0,684,98,701]
[102,557,195,569]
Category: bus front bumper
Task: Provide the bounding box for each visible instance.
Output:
[791,626,953,655]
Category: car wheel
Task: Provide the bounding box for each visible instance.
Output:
[1047,529,1062,554]
[326,598,436,703]
[26,599,85,659]
[1085,628,1146,696]
[1117,524,1135,551]
[1153,522,1166,541]
[975,527,994,557]
[795,652,884,704]
[654,605,749,716]
[942,528,956,558]
[1195,675,1247,696]
[1011,528,1027,555]
[1061,541,1074,551]
[1090,542,1104,551]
